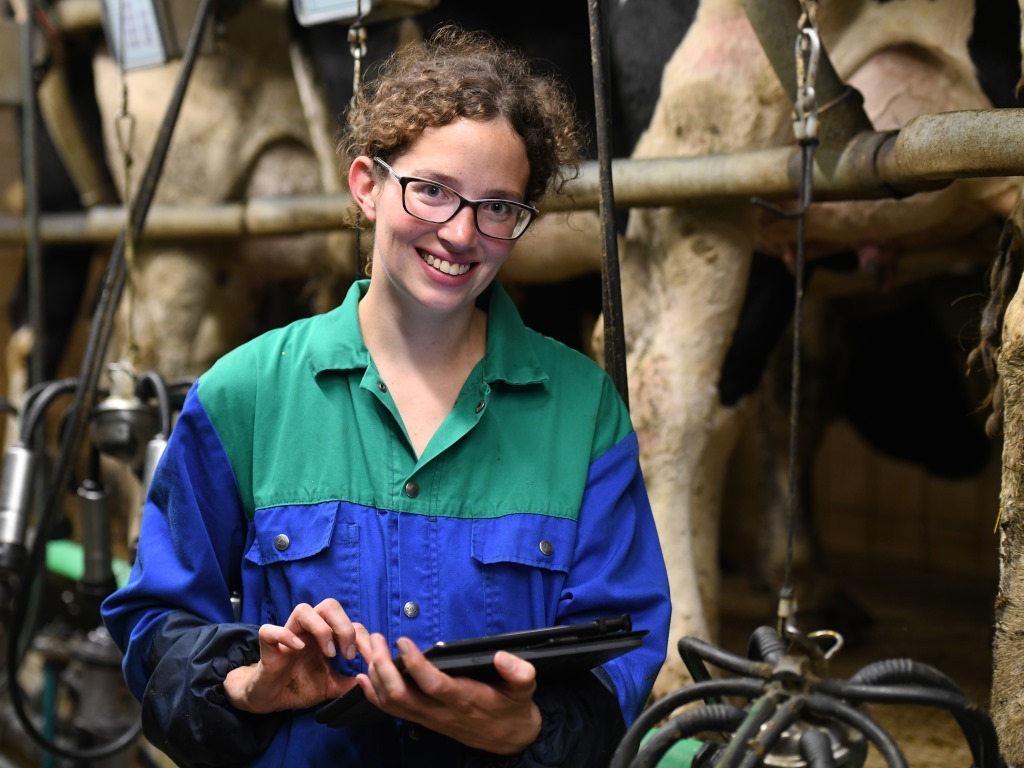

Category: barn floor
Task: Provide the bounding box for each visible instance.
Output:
[712,555,997,767]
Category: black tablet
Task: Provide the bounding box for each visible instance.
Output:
[315,614,646,728]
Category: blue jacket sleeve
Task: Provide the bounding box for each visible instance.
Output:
[558,427,672,727]
[100,384,268,762]
[140,611,286,767]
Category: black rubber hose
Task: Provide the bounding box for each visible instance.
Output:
[848,658,964,694]
[736,695,806,768]
[804,693,908,768]
[609,678,765,768]
[747,625,787,664]
[715,694,779,768]
[799,727,836,768]
[136,370,172,437]
[18,378,79,444]
[629,703,749,768]
[680,636,774,680]
[817,680,1001,768]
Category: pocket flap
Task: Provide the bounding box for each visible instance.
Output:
[471,515,576,572]
[245,502,339,565]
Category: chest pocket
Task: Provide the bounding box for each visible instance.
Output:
[469,514,576,633]
[244,502,360,663]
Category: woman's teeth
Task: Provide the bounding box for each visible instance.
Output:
[422,253,470,276]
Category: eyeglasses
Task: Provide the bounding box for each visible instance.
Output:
[373,157,537,241]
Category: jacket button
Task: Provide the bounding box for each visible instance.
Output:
[539,540,554,556]
[475,399,485,413]
[405,481,419,498]
[274,534,290,551]
[377,381,388,393]
[404,601,420,618]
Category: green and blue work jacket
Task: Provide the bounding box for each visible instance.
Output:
[102,280,671,767]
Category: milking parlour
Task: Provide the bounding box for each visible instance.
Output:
[2,0,1024,766]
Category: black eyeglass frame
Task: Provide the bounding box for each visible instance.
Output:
[373,157,538,241]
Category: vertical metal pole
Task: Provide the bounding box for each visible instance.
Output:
[18,1,43,388]
[587,0,629,408]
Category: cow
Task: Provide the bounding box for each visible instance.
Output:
[612,0,1020,696]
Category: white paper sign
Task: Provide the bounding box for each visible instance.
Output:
[101,0,169,71]
[293,0,371,27]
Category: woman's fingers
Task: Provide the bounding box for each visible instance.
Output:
[280,600,365,660]
[258,622,305,653]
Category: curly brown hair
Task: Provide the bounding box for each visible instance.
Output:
[341,25,583,204]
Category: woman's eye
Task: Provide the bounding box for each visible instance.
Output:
[482,201,513,220]
[411,181,452,204]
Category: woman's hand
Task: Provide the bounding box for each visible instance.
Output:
[223,599,368,714]
[355,632,542,755]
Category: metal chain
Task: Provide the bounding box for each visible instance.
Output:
[778,2,822,639]
[793,8,821,142]
[348,0,367,275]
[114,0,139,363]
[347,0,366,109]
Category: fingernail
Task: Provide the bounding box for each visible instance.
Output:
[496,652,516,672]
[397,637,413,653]
[327,640,337,658]
[345,643,356,660]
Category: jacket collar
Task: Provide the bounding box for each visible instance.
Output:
[307,279,548,386]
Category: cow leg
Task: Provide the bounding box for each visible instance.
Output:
[623,203,754,695]
[621,0,791,695]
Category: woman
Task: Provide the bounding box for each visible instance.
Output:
[102,26,671,767]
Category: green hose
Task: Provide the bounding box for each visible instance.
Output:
[45,540,130,588]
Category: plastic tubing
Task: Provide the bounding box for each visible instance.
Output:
[818,680,1000,768]
[715,694,779,768]
[18,378,79,444]
[609,678,765,768]
[804,693,908,768]
[679,636,774,680]
[629,703,749,768]
[736,695,806,768]
[747,625,787,664]
[799,727,836,768]
[135,370,172,437]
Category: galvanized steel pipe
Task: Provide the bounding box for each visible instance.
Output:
[2,109,1023,246]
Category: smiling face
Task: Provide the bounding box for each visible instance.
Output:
[350,117,531,321]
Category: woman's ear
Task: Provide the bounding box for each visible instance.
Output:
[348,156,379,223]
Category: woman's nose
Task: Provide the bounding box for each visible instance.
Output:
[438,205,479,248]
